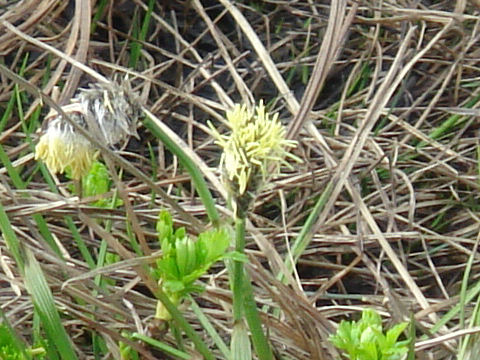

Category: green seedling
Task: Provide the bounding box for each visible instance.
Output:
[119,331,140,360]
[81,161,123,208]
[330,309,409,360]
[68,160,122,208]
[153,210,238,320]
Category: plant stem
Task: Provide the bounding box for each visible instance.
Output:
[154,287,214,360]
[232,213,273,360]
[243,274,274,360]
[232,214,246,322]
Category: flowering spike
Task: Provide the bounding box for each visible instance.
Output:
[209,100,300,208]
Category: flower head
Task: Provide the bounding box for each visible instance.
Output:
[35,114,97,180]
[35,80,142,180]
[210,101,299,201]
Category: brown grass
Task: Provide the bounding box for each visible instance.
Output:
[1,0,480,359]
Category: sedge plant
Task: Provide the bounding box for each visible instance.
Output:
[209,100,300,359]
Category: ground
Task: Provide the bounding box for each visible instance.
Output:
[0,0,480,359]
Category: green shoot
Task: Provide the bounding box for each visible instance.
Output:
[153,210,236,320]
[132,333,191,359]
[119,331,140,360]
[129,0,155,69]
[330,309,410,360]
[80,160,123,208]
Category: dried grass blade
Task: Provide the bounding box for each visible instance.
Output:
[287,0,357,139]
[0,19,108,85]
[217,0,298,113]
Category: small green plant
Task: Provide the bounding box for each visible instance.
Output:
[66,160,123,208]
[0,323,45,359]
[80,161,123,207]
[153,210,236,320]
[330,309,409,360]
[119,331,139,360]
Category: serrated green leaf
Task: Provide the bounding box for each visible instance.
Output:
[186,236,198,275]
[195,237,208,266]
[82,161,109,195]
[156,257,180,280]
[359,326,378,345]
[330,309,410,360]
[362,309,382,328]
[199,228,230,263]
[358,341,378,360]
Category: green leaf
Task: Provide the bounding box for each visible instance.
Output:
[175,236,191,277]
[198,228,230,263]
[330,309,410,360]
[174,227,186,241]
[156,257,180,280]
[131,333,191,360]
[385,322,408,347]
[358,341,378,360]
[163,280,185,294]
[23,249,78,360]
[82,161,109,195]
[361,309,382,328]
[157,210,174,244]
[0,323,30,360]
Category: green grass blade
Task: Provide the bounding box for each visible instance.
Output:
[153,287,215,360]
[417,92,480,149]
[143,113,220,226]
[284,181,334,277]
[243,276,274,360]
[406,312,415,360]
[0,143,63,257]
[189,297,231,359]
[0,93,15,132]
[458,292,480,360]
[91,0,108,34]
[231,322,251,360]
[23,248,79,360]
[129,0,155,68]
[0,199,24,271]
[459,235,479,329]
[132,333,191,359]
[66,216,96,268]
[430,279,480,334]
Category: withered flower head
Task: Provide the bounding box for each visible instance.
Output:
[35,80,142,180]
